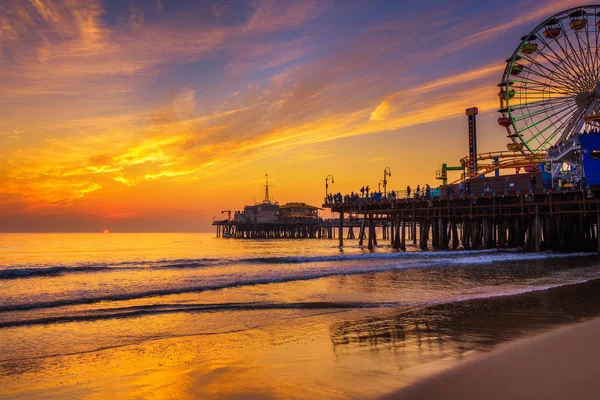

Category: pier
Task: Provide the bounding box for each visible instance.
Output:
[325,189,600,252]
[213,217,390,240]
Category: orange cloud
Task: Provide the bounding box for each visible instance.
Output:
[0,0,551,229]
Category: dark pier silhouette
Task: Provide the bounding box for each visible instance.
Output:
[213,217,390,240]
[324,189,600,253]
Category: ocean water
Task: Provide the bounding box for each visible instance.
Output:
[2,233,600,399]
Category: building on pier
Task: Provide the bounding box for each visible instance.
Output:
[279,203,320,219]
[215,175,330,239]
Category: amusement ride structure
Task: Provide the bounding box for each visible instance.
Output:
[443,5,600,186]
[498,4,600,186]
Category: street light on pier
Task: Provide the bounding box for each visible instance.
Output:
[325,175,335,202]
[383,167,392,197]
[378,180,384,194]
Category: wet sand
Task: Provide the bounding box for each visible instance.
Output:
[383,316,600,400]
[3,276,600,399]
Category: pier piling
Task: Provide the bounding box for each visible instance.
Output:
[339,210,344,247]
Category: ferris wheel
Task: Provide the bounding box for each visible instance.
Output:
[498,5,600,155]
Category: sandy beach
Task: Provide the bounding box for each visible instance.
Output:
[384,316,600,400]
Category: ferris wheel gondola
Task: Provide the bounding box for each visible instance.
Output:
[498,5,600,155]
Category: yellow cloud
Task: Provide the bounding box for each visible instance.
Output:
[370,100,391,121]
[0,0,524,224]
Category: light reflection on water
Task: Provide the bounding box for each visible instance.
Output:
[1,233,600,398]
[4,279,600,399]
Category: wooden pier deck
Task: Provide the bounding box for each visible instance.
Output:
[324,189,600,252]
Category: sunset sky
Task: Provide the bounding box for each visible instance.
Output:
[0,0,591,232]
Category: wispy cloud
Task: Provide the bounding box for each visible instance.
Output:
[0,0,572,227]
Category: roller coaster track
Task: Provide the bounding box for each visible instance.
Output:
[450,151,546,184]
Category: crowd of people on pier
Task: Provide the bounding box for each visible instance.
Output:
[324,166,567,207]
[326,182,442,206]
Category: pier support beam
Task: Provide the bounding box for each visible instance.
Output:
[535,206,542,252]
[401,217,406,251]
[438,217,447,250]
[462,218,471,249]
[368,214,374,251]
[451,220,459,249]
[419,218,429,250]
[339,210,344,247]
[412,215,417,245]
[359,218,365,246]
[392,220,400,250]
[372,221,378,246]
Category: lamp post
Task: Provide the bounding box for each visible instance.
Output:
[383,167,392,197]
[325,175,334,203]
[378,180,384,194]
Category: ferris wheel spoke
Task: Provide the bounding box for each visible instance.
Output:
[512,99,576,122]
[593,12,600,83]
[508,95,576,110]
[511,75,575,93]
[549,27,591,89]
[521,50,575,85]
[557,102,588,143]
[519,54,580,92]
[577,32,595,88]
[511,67,576,93]
[511,78,570,93]
[525,120,560,147]
[537,116,574,150]
[530,41,582,88]
[516,111,571,134]
[582,19,596,81]
[591,13,600,84]
[513,103,575,137]
[536,103,581,148]
[573,27,595,84]
[581,21,600,86]
[522,101,576,151]
[557,19,591,82]
[536,30,587,86]
[534,51,581,93]
[512,85,572,95]
[518,68,577,95]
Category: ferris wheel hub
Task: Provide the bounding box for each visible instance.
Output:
[576,92,595,109]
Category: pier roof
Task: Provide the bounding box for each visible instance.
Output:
[280,202,320,210]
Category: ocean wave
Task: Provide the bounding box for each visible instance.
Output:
[0,259,218,280]
[3,277,599,329]
[0,265,112,279]
[2,248,590,280]
[0,251,596,313]
[0,301,395,328]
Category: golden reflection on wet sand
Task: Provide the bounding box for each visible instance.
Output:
[1,308,467,400]
[5,274,600,399]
